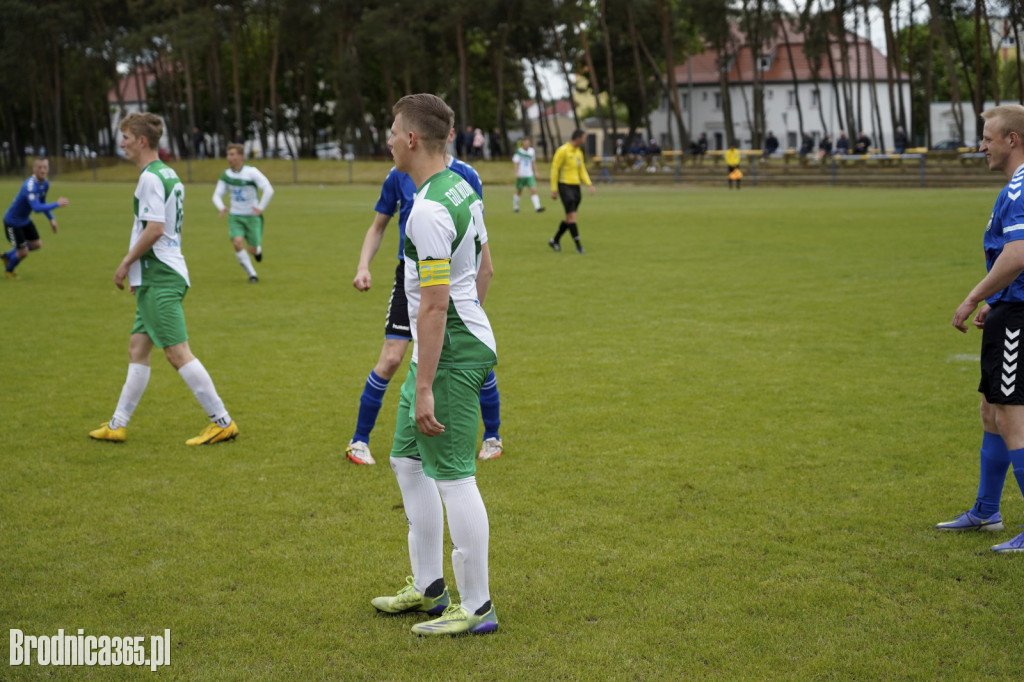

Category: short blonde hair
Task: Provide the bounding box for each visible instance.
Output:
[982,105,1024,139]
[392,94,454,155]
[226,143,245,156]
[119,113,163,150]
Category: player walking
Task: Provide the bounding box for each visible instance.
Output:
[212,143,274,283]
[512,137,544,213]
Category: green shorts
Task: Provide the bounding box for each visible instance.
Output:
[390,363,492,480]
[131,283,189,349]
[228,214,264,247]
[515,176,536,191]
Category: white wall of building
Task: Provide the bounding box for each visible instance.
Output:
[650,79,912,153]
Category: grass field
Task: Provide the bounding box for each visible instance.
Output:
[3,177,1023,680]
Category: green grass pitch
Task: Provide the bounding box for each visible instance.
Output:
[2,177,1022,679]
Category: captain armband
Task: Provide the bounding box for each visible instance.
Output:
[418,259,451,287]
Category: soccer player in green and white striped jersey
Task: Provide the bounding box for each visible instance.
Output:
[512,137,544,213]
[89,112,238,446]
[370,94,499,636]
[212,144,274,282]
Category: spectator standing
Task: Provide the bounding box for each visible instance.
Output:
[489,128,503,160]
[893,126,908,154]
[472,128,485,161]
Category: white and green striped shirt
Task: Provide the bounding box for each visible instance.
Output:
[212,165,274,215]
[404,169,496,368]
[129,160,189,288]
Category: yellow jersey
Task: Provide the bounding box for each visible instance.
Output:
[725,148,741,166]
[550,142,592,192]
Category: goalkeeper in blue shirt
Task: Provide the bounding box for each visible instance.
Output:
[3,158,69,280]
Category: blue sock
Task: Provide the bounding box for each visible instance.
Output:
[479,370,501,441]
[4,249,19,272]
[1009,446,1024,500]
[352,370,389,444]
[975,431,1011,518]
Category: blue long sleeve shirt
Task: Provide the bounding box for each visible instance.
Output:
[4,175,60,227]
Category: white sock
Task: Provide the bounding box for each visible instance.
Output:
[255,246,262,257]
[110,363,151,429]
[391,457,445,594]
[178,358,231,427]
[235,249,257,277]
[437,476,490,614]
[512,195,520,211]
[531,194,541,210]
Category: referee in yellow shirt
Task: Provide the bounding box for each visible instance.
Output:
[548,129,595,254]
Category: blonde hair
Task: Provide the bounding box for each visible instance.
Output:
[982,105,1024,139]
[392,94,453,154]
[119,113,163,150]
[226,143,245,156]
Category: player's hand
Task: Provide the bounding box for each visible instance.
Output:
[56,197,69,207]
[414,387,445,436]
[114,261,129,290]
[50,219,58,234]
[973,303,991,329]
[953,299,980,333]
[588,185,596,194]
[352,269,372,291]
[218,208,227,218]
[551,191,557,200]
[252,208,262,216]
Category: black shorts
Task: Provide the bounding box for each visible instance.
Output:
[385,261,412,340]
[4,220,39,249]
[979,302,1024,404]
[558,183,582,214]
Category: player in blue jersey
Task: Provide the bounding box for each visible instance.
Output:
[346,147,503,465]
[941,104,1024,553]
[3,158,69,280]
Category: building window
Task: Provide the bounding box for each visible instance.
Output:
[757,55,772,71]
[787,90,796,107]
[681,93,689,109]
[811,89,820,107]
[767,89,773,100]
[714,92,721,110]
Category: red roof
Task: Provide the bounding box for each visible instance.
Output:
[108,69,152,104]
[675,20,907,85]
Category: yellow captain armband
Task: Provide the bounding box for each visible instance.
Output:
[418,259,451,287]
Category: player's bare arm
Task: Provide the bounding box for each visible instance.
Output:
[476,243,493,305]
[413,282,449,436]
[953,240,1024,332]
[114,221,165,291]
[353,213,391,291]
